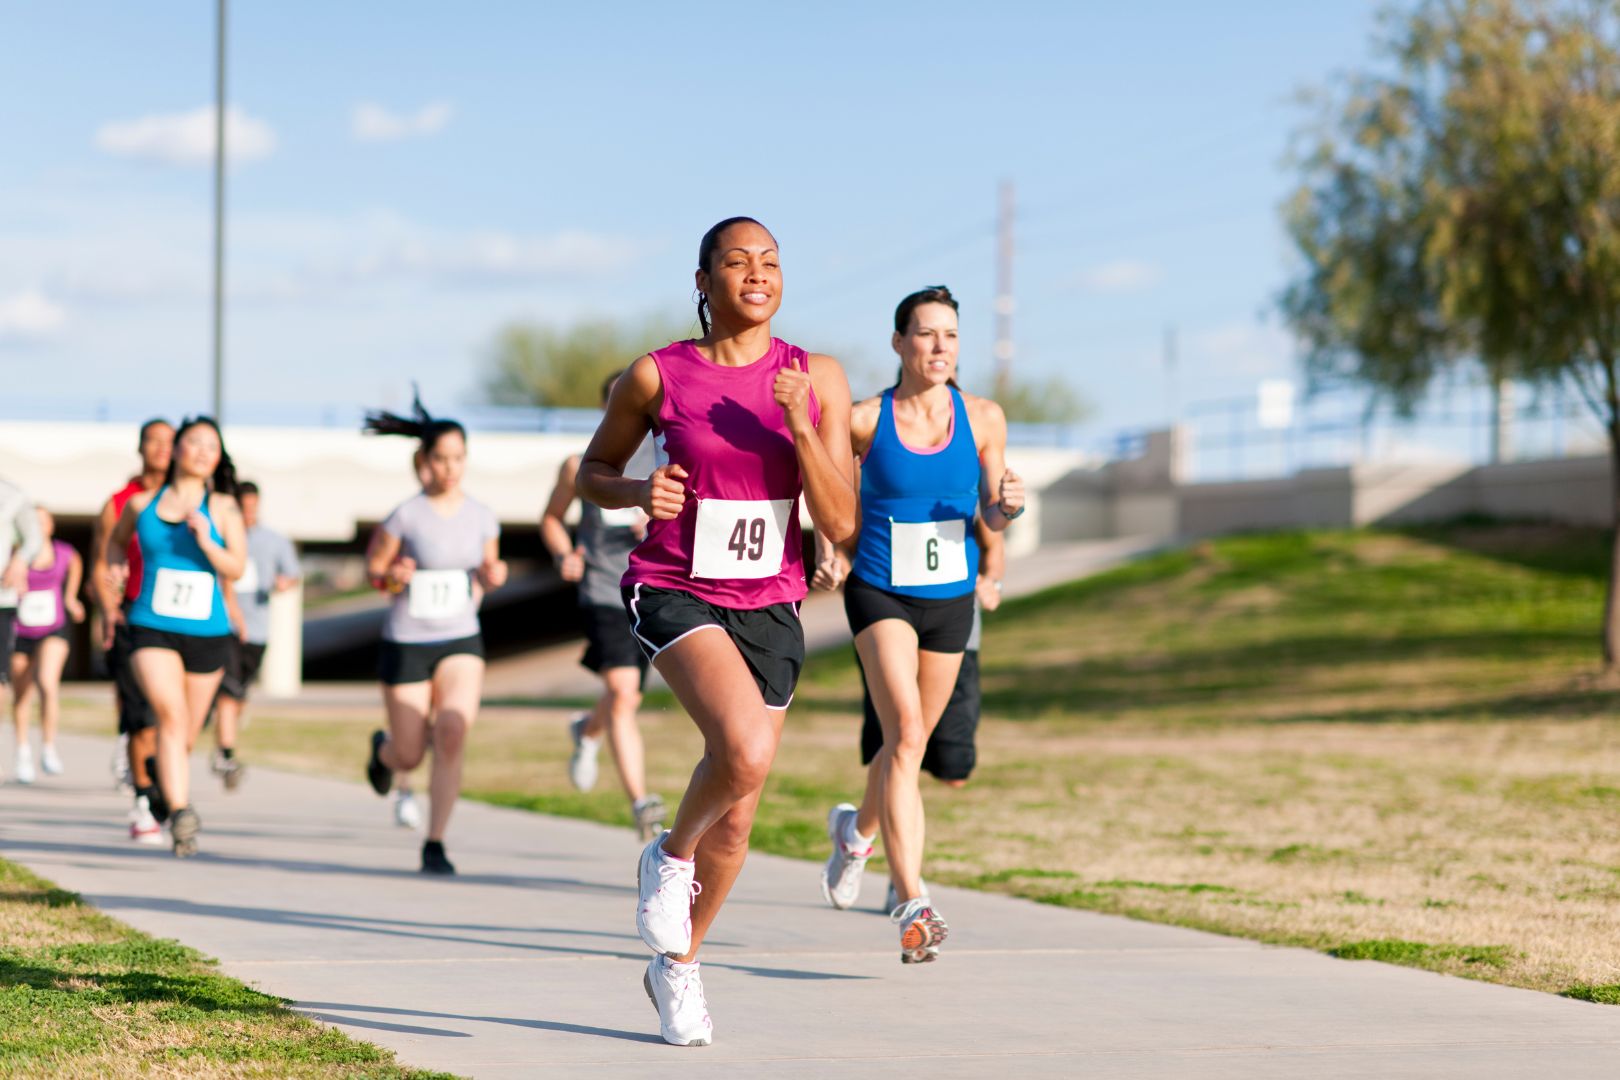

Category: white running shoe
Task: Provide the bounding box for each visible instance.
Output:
[636,831,699,956]
[40,744,63,776]
[112,734,132,792]
[885,877,930,914]
[129,796,164,846]
[393,790,422,830]
[568,713,600,792]
[643,954,713,1046]
[820,803,871,910]
[891,897,949,964]
[14,745,35,785]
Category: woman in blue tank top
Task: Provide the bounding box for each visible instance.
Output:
[106,417,247,858]
[813,286,1026,963]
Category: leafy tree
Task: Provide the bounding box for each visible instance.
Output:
[1281,0,1620,669]
[480,316,692,408]
[994,375,1092,425]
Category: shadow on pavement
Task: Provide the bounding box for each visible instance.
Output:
[0,837,626,896]
[298,1000,667,1044]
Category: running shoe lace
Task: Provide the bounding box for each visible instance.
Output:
[653,861,702,915]
[670,963,707,1011]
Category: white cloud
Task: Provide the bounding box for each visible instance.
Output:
[349,227,635,283]
[0,289,67,340]
[1073,259,1163,293]
[1188,318,1296,378]
[95,105,277,166]
[351,102,453,143]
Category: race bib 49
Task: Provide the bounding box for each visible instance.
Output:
[691,498,792,581]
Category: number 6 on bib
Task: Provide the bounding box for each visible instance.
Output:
[890,518,970,588]
[691,498,792,580]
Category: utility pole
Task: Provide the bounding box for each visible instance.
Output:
[992,179,1015,400]
[211,0,227,422]
[1163,322,1178,424]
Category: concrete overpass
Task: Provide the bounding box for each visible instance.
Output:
[0,418,1100,695]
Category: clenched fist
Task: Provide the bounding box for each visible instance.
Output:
[774,352,815,435]
[998,468,1026,518]
[641,464,689,521]
[477,558,509,591]
[558,548,585,582]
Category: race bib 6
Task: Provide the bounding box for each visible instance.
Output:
[890,518,970,588]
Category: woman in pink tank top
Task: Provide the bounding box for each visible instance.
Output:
[578,217,856,1047]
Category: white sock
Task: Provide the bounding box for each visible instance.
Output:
[842,815,874,852]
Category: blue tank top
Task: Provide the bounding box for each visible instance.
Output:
[850,386,981,599]
[127,488,231,637]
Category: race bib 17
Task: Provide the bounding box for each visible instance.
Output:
[408,569,472,620]
[691,498,792,581]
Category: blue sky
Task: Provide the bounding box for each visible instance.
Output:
[0,0,1384,435]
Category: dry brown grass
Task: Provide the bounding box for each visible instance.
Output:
[51,526,1620,999]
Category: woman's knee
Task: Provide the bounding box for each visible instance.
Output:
[432,711,470,756]
[885,719,930,770]
[712,739,775,796]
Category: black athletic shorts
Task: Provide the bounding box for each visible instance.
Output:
[0,608,14,685]
[624,584,804,710]
[111,616,154,734]
[378,634,484,686]
[859,649,980,781]
[843,574,975,654]
[581,603,649,683]
[218,638,268,701]
[16,626,70,659]
[127,625,232,674]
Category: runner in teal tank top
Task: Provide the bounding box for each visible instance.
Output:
[811,286,1026,962]
[106,417,247,858]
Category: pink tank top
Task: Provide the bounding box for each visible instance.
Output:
[623,338,821,609]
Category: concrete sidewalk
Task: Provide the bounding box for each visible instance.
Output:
[4,735,1620,1078]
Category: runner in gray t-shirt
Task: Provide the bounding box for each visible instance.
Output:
[540,369,665,840]
[361,400,508,876]
[208,480,301,791]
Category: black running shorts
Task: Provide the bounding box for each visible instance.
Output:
[581,603,649,682]
[623,584,804,710]
[127,625,232,675]
[218,638,268,701]
[111,615,155,734]
[0,608,14,685]
[16,626,70,659]
[378,634,484,686]
[843,574,975,654]
[859,649,981,781]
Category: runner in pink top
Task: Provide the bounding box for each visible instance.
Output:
[578,216,855,1047]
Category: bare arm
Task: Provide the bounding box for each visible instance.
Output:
[578,355,668,511]
[223,580,246,638]
[975,515,1006,611]
[973,400,1025,533]
[541,456,584,557]
[64,549,86,622]
[197,494,248,581]
[366,526,408,588]
[475,535,508,591]
[784,352,857,544]
[91,496,123,615]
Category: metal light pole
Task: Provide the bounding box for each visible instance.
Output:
[211,0,227,422]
